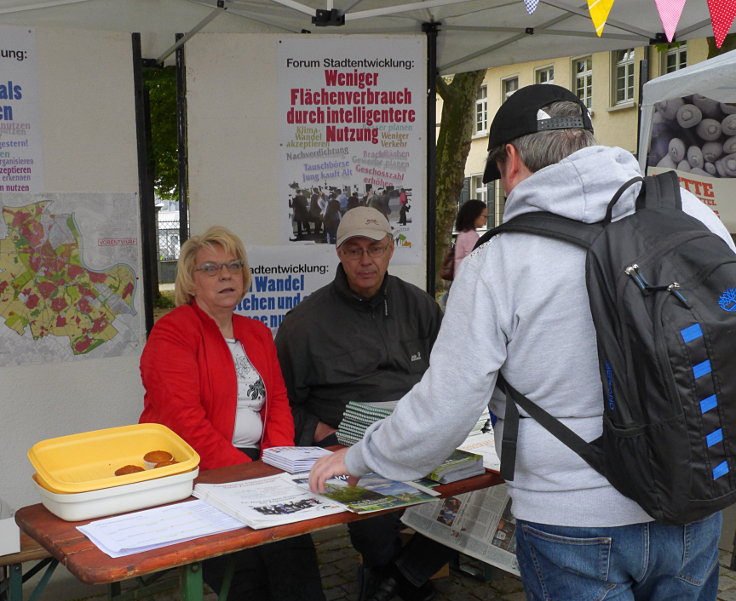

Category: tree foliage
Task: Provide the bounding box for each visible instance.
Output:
[143,66,179,200]
[433,69,487,293]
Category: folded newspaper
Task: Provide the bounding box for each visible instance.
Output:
[261,446,332,473]
[193,473,345,529]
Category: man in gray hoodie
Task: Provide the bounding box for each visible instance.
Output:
[310,84,735,601]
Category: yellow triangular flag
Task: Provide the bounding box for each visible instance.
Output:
[588,0,615,36]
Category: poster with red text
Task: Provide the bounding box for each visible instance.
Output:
[649,166,736,232]
[279,36,426,265]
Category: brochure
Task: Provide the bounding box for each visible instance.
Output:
[261,446,332,473]
[193,473,346,529]
[293,473,438,514]
[424,449,485,484]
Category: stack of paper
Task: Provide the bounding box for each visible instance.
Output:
[261,446,332,473]
[424,449,485,484]
[336,401,395,446]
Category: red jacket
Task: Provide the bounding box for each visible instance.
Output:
[139,302,295,470]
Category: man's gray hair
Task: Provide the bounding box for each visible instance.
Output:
[489,100,597,175]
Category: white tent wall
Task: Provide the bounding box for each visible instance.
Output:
[1,27,144,511]
[185,32,428,288]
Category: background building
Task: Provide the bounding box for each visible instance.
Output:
[443,39,710,229]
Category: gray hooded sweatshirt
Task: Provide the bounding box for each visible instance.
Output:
[345,145,735,527]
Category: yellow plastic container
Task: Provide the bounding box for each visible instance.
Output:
[28,423,200,494]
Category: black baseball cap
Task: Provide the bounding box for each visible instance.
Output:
[482,84,594,183]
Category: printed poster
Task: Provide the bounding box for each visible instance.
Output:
[646,94,736,231]
[279,35,426,264]
[0,26,43,193]
[236,245,339,332]
[0,193,142,366]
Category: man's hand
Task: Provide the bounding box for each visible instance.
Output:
[308,447,359,492]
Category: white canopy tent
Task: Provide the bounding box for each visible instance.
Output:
[0,0,730,74]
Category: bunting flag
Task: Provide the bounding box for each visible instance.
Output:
[654,0,687,41]
[523,0,540,14]
[707,0,736,48]
[587,0,616,36]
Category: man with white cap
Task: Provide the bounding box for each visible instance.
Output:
[276,206,446,601]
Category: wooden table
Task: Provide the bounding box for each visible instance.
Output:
[15,460,502,601]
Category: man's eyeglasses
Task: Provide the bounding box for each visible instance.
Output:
[194,260,245,277]
[341,244,390,260]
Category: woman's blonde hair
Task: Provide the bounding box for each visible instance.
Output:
[174,225,251,306]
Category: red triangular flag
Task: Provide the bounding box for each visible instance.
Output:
[654,0,687,42]
[707,0,736,48]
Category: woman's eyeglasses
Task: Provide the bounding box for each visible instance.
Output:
[194,260,245,277]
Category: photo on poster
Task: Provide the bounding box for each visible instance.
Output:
[279,35,426,265]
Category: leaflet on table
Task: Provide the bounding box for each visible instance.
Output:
[292,473,439,514]
[77,499,245,558]
[400,483,519,576]
[193,473,346,529]
[424,449,485,484]
[261,446,332,473]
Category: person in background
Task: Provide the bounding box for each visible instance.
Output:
[139,225,325,601]
[453,200,488,275]
[275,207,448,601]
[308,84,733,601]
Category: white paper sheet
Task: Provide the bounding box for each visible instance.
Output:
[77,499,245,558]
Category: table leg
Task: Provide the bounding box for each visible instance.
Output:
[180,562,203,601]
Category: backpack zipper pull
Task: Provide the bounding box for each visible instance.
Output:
[625,264,649,291]
[668,282,690,307]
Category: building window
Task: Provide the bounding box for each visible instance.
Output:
[574,56,593,108]
[502,77,518,101]
[475,85,487,135]
[536,66,554,84]
[663,43,687,73]
[613,49,635,105]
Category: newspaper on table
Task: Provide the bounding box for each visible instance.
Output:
[401,483,519,576]
[401,421,518,576]
[193,473,346,529]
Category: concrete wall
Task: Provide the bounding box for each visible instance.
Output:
[1,28,145,512]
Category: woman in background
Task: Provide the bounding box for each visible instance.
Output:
[454,199,488,275]
[139,225,325,601]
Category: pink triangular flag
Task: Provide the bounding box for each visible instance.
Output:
[708,0,736,48]
[654,0,686,42]
[524,0,540,14]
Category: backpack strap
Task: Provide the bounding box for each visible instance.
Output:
[636,170,682,211]
[497,374,601,481]
[475,212,601,251]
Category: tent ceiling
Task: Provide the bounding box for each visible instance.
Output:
[0,0,730,74]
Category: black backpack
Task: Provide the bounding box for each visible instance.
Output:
[476,170,736,525]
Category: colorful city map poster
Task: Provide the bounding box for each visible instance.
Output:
[0,192,142,366]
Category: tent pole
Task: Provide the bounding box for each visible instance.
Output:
[423,21,439,297]
[176,33,189,248]
[132,33,157,336]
